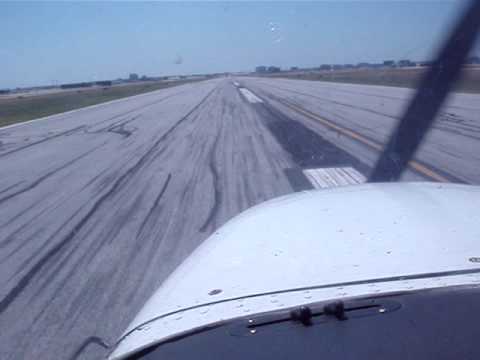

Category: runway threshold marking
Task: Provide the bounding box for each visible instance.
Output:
[278,99,450,183]
[304,167,366,189]
[239,88,264,103]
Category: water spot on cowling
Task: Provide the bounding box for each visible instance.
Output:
[199,307,210,314]
[208,289,222,296]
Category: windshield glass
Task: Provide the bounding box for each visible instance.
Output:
[0,1,479,359]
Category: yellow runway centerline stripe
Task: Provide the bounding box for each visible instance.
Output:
[280,100,450,183]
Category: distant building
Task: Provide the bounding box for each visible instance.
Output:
[0,89,10,94]
[255,66,267,73]
[343,64,355,69]
[290,66,299,71]
[332,64,344,70]
[319,64,332,71]
[267,66,281,73]
[129,73,139,81]
[419,61,433,67]
[397,59,415,67]
[383,60,395,67]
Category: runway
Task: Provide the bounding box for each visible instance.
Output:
[1,77,479,359]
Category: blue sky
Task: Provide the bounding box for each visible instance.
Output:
[0,1,467,89]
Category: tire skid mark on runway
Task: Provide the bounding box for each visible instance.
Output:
[0,181,25,195]
[435,121,480,141]
[437,145,475,160]
[0,86,218,314]
[0,206,85,313]
[30,235,86,313]
[136,173,172,239]
[0,125,87,158]
[1,174,88,231]
[0,89,190,158]
[66,336,110,360]
[85,114,142,139]
[254,79,412,102]
[0,143,106,206]
[257,82,400,121]
[37,99,216,281]
[255,79,480,143]
[1,232,44,277]
[0,190,83,253]
[84,90,188,129]
[0,80,297,359]
[199,119,223,233]
[282,97,467,184]
[28,192,138,322]
[1,86,219,304]
[9,206,92,285]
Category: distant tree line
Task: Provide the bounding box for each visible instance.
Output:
[60,81,112,89]
[255,66,281,73]
[255,55,480,74]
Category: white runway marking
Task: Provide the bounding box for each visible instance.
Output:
[239,88,263,103]
[303,167,366,189]
[233,81,240,87]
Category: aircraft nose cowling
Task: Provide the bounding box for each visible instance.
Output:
[109,182,480,359]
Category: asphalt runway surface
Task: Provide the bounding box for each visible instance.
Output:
[1,77,479,359]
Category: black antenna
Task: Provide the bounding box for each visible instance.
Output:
[369,0,480,182]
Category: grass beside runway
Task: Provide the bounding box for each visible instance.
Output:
[0,80,202,128]
[260,67,480,93]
